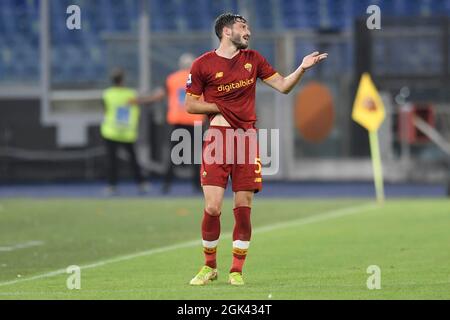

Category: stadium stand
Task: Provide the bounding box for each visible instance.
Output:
[1,0,450,85]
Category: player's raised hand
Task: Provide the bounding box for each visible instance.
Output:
[300,51,328,71]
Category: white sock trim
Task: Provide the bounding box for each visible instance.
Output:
[202,239,219,248]
[233,240,250,249]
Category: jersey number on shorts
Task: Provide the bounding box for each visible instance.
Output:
[254,157,262,174]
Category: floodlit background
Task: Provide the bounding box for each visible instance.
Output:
[0,0,449,301]
[0,0,449,196]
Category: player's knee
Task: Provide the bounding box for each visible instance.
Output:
[205,204,221,216]
[234,194,253,208]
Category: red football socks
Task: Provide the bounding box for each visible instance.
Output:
[230,206,252,273]
[201,210,221,269]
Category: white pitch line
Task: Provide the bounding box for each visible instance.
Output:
[0,202,378,288]
[253,202,378,234]
[0,241,44,252]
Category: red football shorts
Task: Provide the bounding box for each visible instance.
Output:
[200,126,262,193]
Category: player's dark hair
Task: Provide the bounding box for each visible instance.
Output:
[110,68,125,86]
[214,13,247,40]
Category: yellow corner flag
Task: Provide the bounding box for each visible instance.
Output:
[352,73,385,203]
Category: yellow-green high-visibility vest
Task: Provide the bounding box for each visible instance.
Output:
[101,87,140,143]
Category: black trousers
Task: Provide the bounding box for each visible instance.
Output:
[164,124,201,190]
[104,138,144,187]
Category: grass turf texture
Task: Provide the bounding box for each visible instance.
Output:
[0,198,449,299]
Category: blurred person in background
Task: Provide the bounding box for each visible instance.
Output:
[135,53,205,194]
[101,68,149,196]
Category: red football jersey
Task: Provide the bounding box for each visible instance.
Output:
[186,49,277,130]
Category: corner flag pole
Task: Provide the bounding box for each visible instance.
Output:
[368,130,385,203]
[352,73,386,204]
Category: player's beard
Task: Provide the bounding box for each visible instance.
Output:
[230,32,249,50]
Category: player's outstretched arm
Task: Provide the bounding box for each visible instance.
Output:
[263,51,328,94]
[185,94,220,114]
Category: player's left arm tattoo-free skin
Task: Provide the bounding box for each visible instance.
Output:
[263,51,328,94]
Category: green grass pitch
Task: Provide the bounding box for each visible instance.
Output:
[0,198,449,299]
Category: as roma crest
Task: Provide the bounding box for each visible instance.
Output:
[244,63,252,72]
